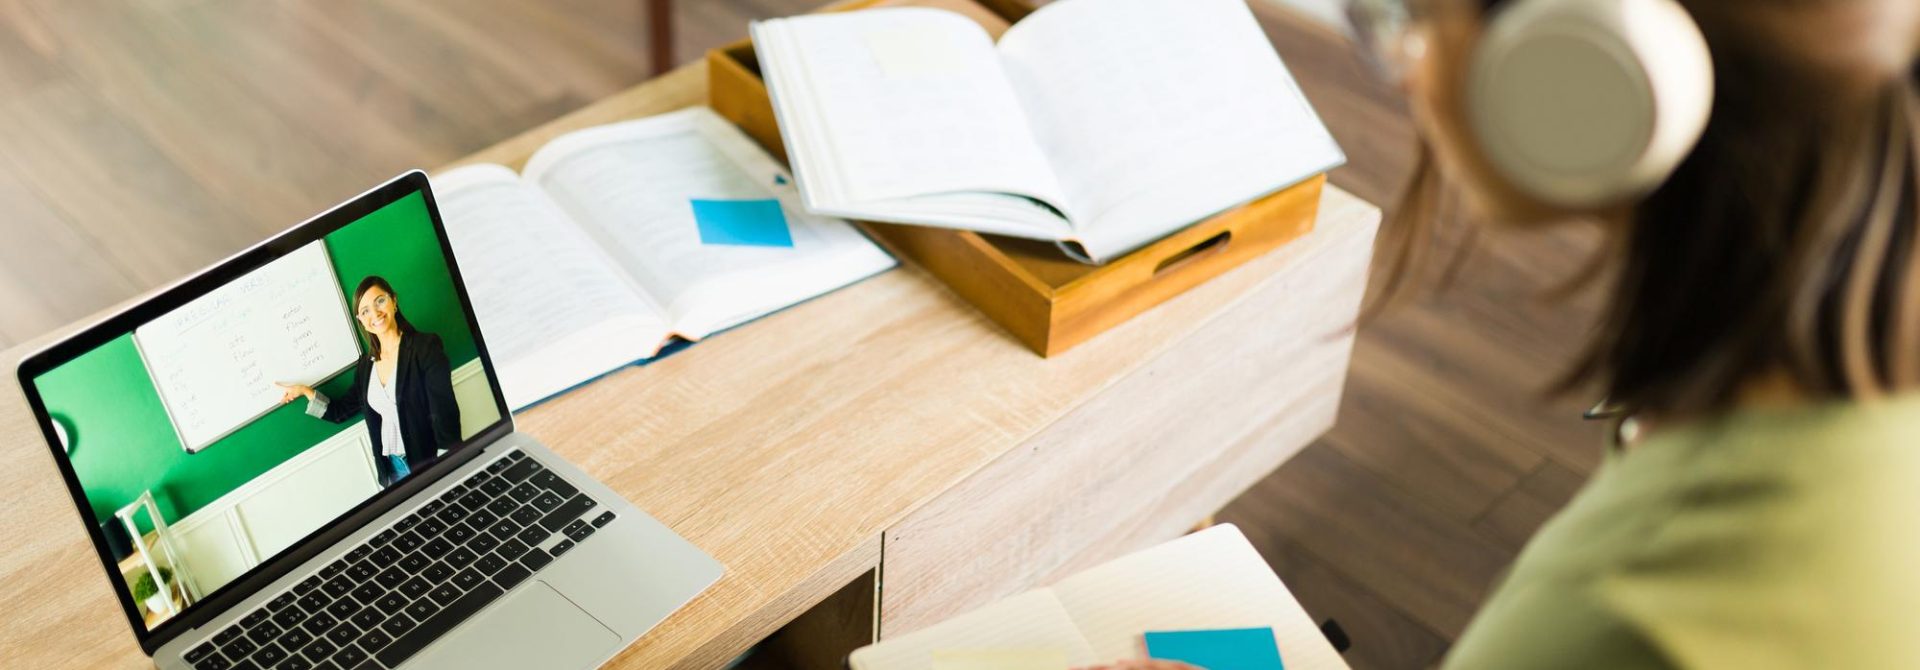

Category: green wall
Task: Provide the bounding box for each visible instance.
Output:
[36,192,479,531]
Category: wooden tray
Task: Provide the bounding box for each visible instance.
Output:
[708,0,1326,357]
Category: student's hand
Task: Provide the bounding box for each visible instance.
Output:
[276,382,316,405]
[1072,662,1203,670]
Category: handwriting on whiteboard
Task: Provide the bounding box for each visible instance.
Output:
[136,242,363,452]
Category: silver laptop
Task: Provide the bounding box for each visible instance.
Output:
[16,171,723,670]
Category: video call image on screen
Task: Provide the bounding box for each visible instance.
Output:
[33,192,501,631]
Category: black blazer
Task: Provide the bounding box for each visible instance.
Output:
[319,332,461,466]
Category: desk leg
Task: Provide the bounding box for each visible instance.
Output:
[740,569,879,669]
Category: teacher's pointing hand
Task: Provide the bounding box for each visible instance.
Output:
[275,382,317,405]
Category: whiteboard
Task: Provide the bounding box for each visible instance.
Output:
[136,242,363,453]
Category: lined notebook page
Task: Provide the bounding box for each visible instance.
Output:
[1051,525,1349,669]
[849,590,1098,670]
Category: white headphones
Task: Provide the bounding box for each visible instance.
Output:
[1468,0,1715,208]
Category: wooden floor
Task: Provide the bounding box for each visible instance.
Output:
[0,2,1606,668]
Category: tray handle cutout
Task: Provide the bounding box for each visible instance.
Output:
[1154,231,1232,277]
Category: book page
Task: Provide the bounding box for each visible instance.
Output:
[848,590,1098,670]
[522,108,895,339]
[1049,525,1348,669]
[996,0,1345,260]
[754,8,1077,224]
[432,164,672,410]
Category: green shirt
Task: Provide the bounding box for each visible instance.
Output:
[1443,396,1920,668]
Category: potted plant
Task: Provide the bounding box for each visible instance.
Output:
[133,567,174,614]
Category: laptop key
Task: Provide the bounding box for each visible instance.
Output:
[369,529,395,547]
[565,524,595,543]
[422,537,453,557]
[228,661,258,670]
[349,583,383,606]
[375,582,504,668]
[484,496,517,517]
[495,538,529,561]
[331,642,370,668]
[357,629,393,653]
[326,597,360,621]
[252,642,288,666]
[247,621,283,645]
[350,608,383,632]
[520,548,553,572]
[278,654,312,670]
[375,592,407,615]
[214,626,245,646]
[391,531,423,553]
[279,627,314,652]
[394,514,420,532]
[321,576,354,599]
[499,458,541,483]
[324,622,361,647]
[492,562,531,590]
[549,539,576,556]
[420,500,444,516]
[379,613,416,637]
[469,531,501,555]
[220,635,257,661]
[591,511,616,528]
[347,561,377,581]
[297,591,330,613]
[475,554,507,575]
[445,547,477,569]
[191,653,231,670]
[479,477,512,497]
[345,546,370,563]
[416,518,446,539]
[438,504,469,525]
[507,483,539,503]
[186,642,217,663]
[295,575,323,595]
[429,583,464,606]
[423,563,454,584]
[370,546,400,565]
[240,609,271,629]
[538,494,597,532]
[271,606,307,630]
[404,598,440,623]
[268,593,298,611]
[398,576,432,600]
[508,505,542,527]
[375,566,408,590]
[466,509,498,531]
[321,562,348,578]
[530,490,564,513]
[515,525,551,547]
[398,552,430,574]
[443,524,474,545]
[300,637,338,663]
[451,568,485,592]
[302,612,339,637]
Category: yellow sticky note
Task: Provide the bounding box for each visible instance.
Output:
[931,648,1069,670]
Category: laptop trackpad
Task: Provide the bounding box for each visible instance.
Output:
[410,582,619,670]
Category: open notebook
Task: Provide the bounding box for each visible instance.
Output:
[850,524,1348,670]
[752,0,1344,263]
[434,108,895,410]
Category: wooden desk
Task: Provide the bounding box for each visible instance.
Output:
[0,61,1379,668]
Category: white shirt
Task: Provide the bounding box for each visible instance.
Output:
[364,363,406,458]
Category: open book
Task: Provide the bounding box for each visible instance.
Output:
[434,108,894,410]
[849,525,1347,670]
[752,0,1344,263]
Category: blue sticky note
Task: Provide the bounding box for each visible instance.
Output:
[1144,628,1284,670]
[690,198,794,247]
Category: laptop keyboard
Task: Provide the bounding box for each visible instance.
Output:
[181,450,618,670]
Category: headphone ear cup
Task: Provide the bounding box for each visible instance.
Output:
[1467,0,1714,208]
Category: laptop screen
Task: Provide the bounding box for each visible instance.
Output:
[21,174,508,636]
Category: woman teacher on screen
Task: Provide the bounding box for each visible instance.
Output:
[277,276,461,488]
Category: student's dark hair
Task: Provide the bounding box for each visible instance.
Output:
[353,275,416,361]
[1374,0,1920,418]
